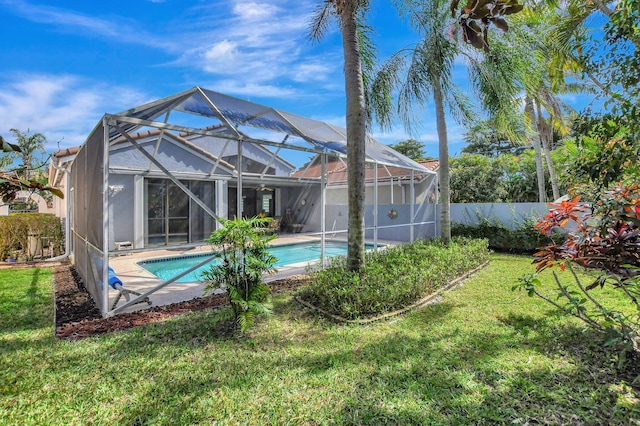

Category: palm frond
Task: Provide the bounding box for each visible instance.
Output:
[308,1,336,42]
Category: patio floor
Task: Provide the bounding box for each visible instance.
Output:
[106,235,397,315]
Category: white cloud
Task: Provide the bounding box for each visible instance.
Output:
[0,74,146,152]
[1,0,176,50]
[2,0,343,100]
[232,1,279,22]
[175,0,341,95]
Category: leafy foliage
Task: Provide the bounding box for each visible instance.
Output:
[452,215,562,252]
[388,138,431,161]
[566,113,640,201]
[518,184,640,361]
[450,0,523,51]
[0,213,64,261]
[297,237,489,320]
[462,120,526,157]
[450,154,508,202]
[201,217,277,332]
[0,132,63,203]
[449,152,558,203]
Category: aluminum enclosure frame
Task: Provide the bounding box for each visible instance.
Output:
[70,87,437,317]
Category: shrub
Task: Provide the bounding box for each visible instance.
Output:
[201,216,277,332]
[515,186,640,364]
[297,237,489,320]
[452,216,562,253]
[0,213,63,261]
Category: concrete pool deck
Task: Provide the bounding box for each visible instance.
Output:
[106,235,396,314]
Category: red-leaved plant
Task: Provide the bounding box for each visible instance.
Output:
[516,184,640,365]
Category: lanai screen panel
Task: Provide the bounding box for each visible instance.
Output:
[70,121,105,308]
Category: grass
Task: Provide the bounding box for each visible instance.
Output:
[1,255,639,425]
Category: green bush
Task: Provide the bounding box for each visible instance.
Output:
[0,213,63,261]
[296,237,489,320]
[201,216,277,332]
[451,217,563,253]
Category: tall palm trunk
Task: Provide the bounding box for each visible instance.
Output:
[525,97,546,202]
[338,1,366,271]
[433,77,451,243]
[536,101,560,200]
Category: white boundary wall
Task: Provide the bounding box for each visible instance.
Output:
[450,203,551,230]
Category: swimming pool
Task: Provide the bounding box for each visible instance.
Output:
[138,241,375,283]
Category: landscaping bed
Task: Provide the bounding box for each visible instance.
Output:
[53,261,310,340]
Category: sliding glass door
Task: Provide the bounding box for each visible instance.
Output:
[145,178,215,246]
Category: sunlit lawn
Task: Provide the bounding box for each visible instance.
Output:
[1,255,639,425]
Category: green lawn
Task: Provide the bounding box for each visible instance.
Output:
[1,255,639,425]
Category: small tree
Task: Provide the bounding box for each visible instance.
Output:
[516,185,640,363]
[389,139,431,162]
[8,129,47,180]
[1,134,62,203]
[201,217,277,332]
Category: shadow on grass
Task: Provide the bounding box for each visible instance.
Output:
[6,287,640,425]
[499,311,640,386]
[0,267,53,335]
[46,299,631,424]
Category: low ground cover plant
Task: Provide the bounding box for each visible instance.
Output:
[297,237,489,320]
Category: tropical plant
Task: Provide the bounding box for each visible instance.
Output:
[462,119,526,157]
[451,214,562,252]
[554,0,639,119]
[388,138,431,161]
[450,153,508,202]
[0,134,63,203]
[298,237,489,320]
[372,0,523,243]
[564,112,640,201]
[6,129,48,180]
[516,186,640,363]
[201,217,277,332]
[310,0,371,271]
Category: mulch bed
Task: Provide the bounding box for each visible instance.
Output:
[51,261,310,340]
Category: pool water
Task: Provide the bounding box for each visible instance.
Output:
[138,241,375,283]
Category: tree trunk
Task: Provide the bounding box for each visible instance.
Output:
[339,3,366,272]
[433,77,451,243]
[536,101,560,201]
[525,97,546,203]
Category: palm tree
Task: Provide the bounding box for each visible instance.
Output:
[510,10,591,202]
[309,0,370,271]
[373,0,523,242]
[372,0,470,243]
[9,129,47,180]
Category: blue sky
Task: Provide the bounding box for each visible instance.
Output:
[0,0,600,158]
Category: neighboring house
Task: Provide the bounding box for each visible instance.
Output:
[48,146,79,221]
